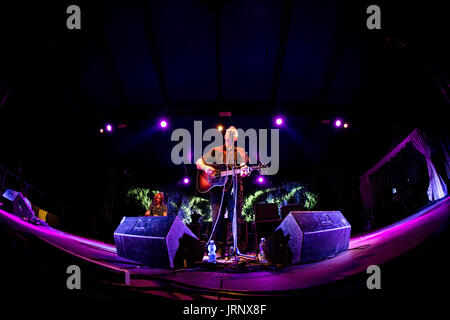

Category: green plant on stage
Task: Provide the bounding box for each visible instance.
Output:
[176,196,211,224]
[126,188,160,210]
[241,183,318,222]
[127,187,211,224]
[127,182,318,224]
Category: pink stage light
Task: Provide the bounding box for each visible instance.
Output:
[335,119,342,127]
[106,124,113,132]
[160,120,168,128]
[183,177,190,184]
[275,117,283,126]
[257,176,264,184]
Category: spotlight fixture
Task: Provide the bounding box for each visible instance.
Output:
[334,119,342,127]
[106,124,113,132]
[217,125,224,132]
[183,177,190,184]
[274,116,284,126]
[160,120,168,128]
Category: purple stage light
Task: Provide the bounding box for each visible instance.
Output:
[275,117,283,126]
[183,177,190,184]
[335,119,342,127]
[106,124,113,132]
[160,120,168,128]
[257,176,264,184]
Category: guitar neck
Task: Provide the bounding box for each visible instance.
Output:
[219,166,259,177]
[219,169,242,177]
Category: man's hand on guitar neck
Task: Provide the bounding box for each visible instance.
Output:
[202,164,250,177]
[240,165,250,177]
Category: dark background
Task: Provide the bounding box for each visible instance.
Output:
[0,0,448,241]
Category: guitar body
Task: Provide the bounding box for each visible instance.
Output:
[196,164,229,193]
[196,163,267,193]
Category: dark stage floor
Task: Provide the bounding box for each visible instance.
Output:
[0,197,449,300]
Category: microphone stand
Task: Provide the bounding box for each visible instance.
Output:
[226,133,240,265]
[229,150,253,267]
[231,160,239,267]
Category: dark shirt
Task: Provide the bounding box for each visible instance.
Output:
[148,203,168,216]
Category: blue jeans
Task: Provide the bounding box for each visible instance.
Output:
[210,184,244,249]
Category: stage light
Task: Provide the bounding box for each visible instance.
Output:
[106,124,113,132]
[160,120,168,128]
[275,117,283,126]
[183,177,190,184]
[217,125,223,132]
[257,176,264,184]
[334,119,342,127]
[99,128,104,133]
[343,122,349,128]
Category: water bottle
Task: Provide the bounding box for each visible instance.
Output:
[259,238,267,263]
[208,240,217,263]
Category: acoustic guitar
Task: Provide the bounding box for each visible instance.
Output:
[196,163,268,193]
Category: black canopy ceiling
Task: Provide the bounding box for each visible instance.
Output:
[0,0,447,123]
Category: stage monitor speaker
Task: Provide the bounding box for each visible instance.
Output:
[1,189,35,220]
[255,203,279,221]
[13,192,35,220]
[254,203,281,245]
[264,211,350,265]
[114,216,204,268]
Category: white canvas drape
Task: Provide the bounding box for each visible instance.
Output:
[360,128,447,210]
[411,130,448,201]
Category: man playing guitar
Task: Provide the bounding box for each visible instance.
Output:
[196,126,250,257]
